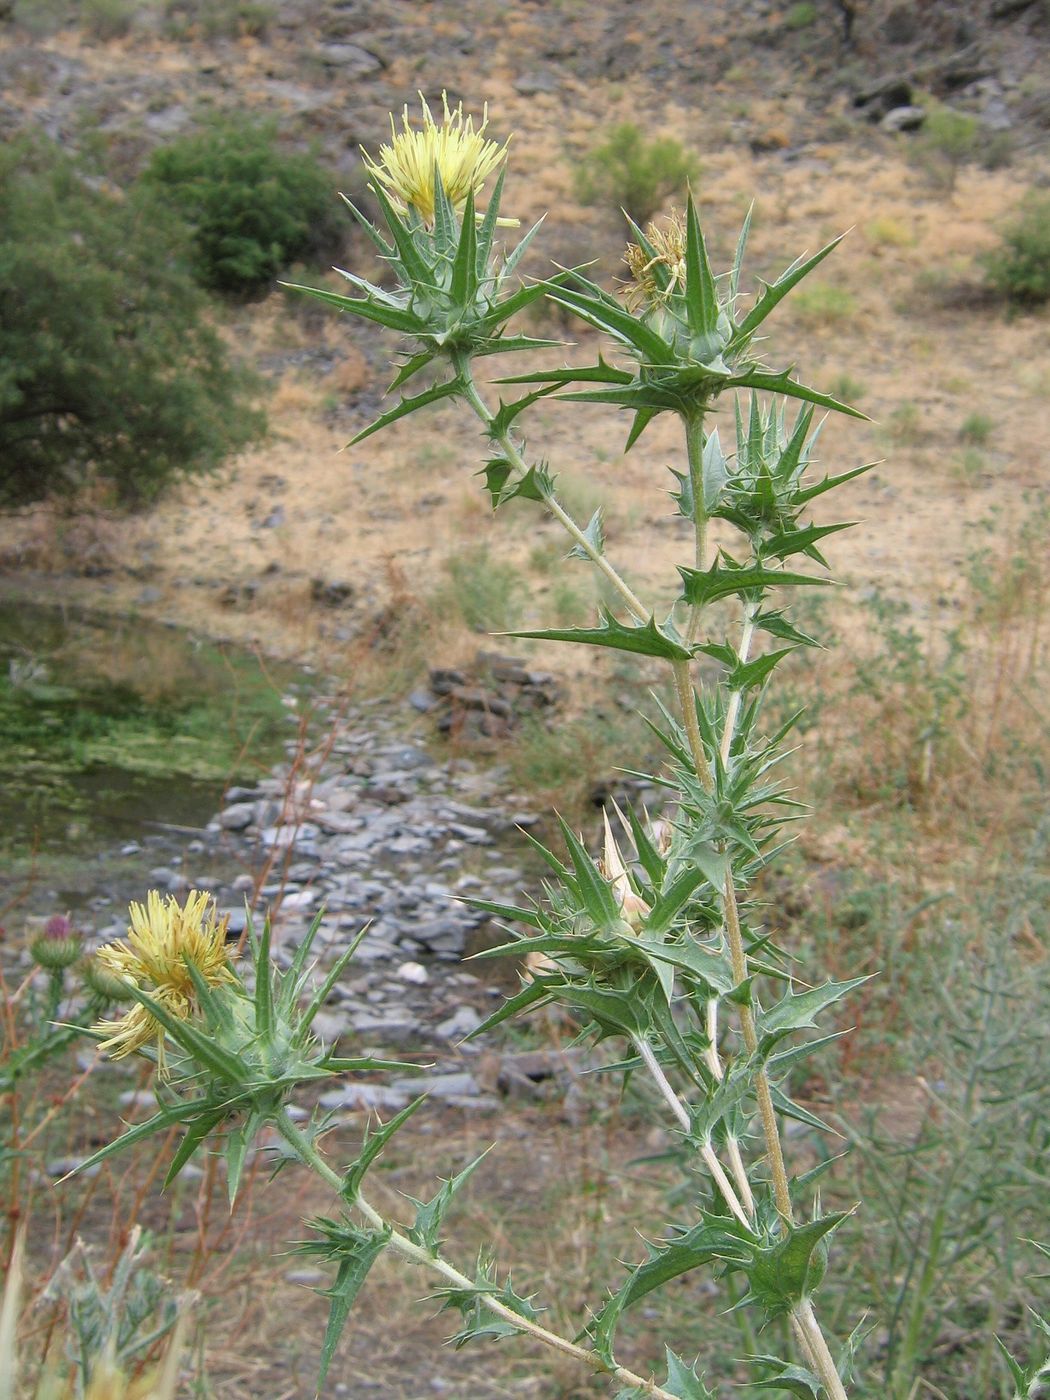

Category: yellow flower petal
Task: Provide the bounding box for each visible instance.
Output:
[363,91,511,226]
[92,890,234,1075]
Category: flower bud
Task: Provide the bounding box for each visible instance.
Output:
[30,914,82,971]
[601,810,650,931]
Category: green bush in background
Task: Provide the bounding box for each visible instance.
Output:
[0,134,265,507]
[983,191,1050,306]
[574,121,698,225]
[143,117,345,295]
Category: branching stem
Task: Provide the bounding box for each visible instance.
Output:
[453,353,651,624]
[274,1110,679,1399]
[633,1035,752,1229]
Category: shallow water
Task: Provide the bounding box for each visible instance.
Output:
[0,595,313,910]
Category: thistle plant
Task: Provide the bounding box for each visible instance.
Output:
[68,95,934,1397]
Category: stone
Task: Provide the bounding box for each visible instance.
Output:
[314,42,384,75]
[397,960,429,984]
[881,106,926,133]
[219,802,256,831]
[310,578,356,608]
[434,1005,482,1040]
[391,1072,479,1099]
[318,1082,411,1111]
[515,70,557,95]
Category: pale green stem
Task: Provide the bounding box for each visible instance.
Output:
[273,1109,679,1399]
[719,604,758,768]
[633,1034,752,1230]
[452,353,651,624]
[702,999,756,1218]
[683,411,709,646]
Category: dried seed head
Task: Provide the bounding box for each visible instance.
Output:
[624,210,687,311]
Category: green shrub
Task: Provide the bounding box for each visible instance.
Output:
[162,0,275,39]
[439,547,524,633]
[0,134,265,506]
[790,280,858,328]
[983,192,1050,306]
[784,1,817,29]
[79,0,136,38]
[959,411,993,446]
[10,0,69,36]
[574,122,698,225]
[912,103,980,193]
[143,117,343,295]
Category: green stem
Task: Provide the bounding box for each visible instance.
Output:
[452,352,651,624]
[273,1109,679,1399]
[684,411,709,645]
[670,413,847,1399]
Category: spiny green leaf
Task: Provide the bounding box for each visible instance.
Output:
[749,1355,822,1398]
[759,977,871,1046]
[742,1212,850,1321]
[366,178,434,285]
[281,280,421,334]
[679,562,830,609]
[283,907,328,1010]
[341,1098,425,1204]
[162,1108,226,1189]
[732,368,867,421]
[730,203,754,301]
[702,429,728,512]
[684,196,719,338]
[463,975,559,1040]
[665,1349,717,1399]
[509,606,693,661]
[557,816,623,929]
[732,234,846,343]
[644,867,712,935]
[65,1097,217,1180]
[497,357,633,389]
[387,351,436,393]
[588,1216,754,1363]
[450,186,478,307]
[224,1113,259,1207]
[296,922,373,1045]
[475,164,506,268]
[729,647,796,692]
[795,461,875,504]
[127,982,246,1086]
[312,1223,390,1391]
[567,508,605,561]
[407,1148,493,1253]
[544,284,676,365]
[763,522,854,565]
[755,610,823,649]
[252,913,274,1040]
[349,378,461,446]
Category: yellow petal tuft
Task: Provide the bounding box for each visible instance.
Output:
[92,890,234,1076]
[363,91,511,226]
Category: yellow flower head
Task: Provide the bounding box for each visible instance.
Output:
[92,890,235,1075]
[624,210,687,311]
[363,91,511,226]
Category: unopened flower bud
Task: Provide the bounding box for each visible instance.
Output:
[602,810,650,931]
[30,914,81,971]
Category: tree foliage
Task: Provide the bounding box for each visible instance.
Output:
[0,134,265,507]
[143,116,345,294]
